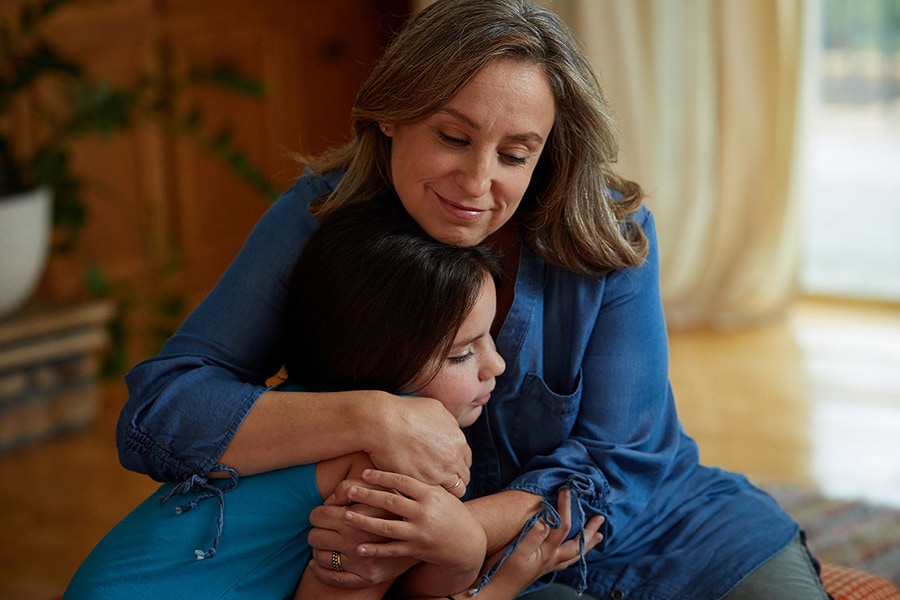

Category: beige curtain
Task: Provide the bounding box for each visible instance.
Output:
[551,0,810,328]
[410,0,810,328]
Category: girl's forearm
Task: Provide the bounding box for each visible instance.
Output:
[466,490,544,554]
[218,389,381,475]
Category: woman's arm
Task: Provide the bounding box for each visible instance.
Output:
[219,388,469,492]
[293,562,394,600]
[116,173,469,489]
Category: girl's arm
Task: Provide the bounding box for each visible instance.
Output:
[308,470,487,596]
[382,488,603,600]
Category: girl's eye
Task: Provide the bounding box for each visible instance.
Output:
[449,351,475,364]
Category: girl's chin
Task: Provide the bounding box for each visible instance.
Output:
[458,406,483,428]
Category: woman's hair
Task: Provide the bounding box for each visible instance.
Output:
[305,0,648,275]
[283,198,503,394]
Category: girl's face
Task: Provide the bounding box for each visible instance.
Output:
[383,58,556,247]
[411,274,505,428]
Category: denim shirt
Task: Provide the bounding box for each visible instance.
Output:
[118,171,799,599]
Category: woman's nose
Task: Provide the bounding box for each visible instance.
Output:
[456,152,492,198]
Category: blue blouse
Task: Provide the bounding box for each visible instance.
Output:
[64,464,320,599]
[118,170,799,599]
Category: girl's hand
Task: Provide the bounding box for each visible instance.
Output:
[477,489,606,597]
[342,470,486,572]
[367,395,471,498]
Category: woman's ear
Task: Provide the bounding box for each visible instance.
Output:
[379,123,394,137]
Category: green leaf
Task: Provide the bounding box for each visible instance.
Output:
[84,262,111,298]
[188,63,266,97]
[20,0,72,35]
[0,43,82,108]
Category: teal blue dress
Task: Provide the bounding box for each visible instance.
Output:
[63,463,319,600]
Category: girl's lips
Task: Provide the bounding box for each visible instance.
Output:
[473,392,492,407]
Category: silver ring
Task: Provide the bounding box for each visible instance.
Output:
[331,550,343,572]
[447,476,462,491]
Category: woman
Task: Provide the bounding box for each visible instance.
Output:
[67,200,597,599]
[118,1,829,598]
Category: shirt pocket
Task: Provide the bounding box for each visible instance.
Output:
[512,370,583,458]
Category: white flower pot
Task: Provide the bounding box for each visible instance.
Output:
[0,186,52,319]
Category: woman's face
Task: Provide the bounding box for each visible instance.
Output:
[383,59,556,247]
[411,274,505,428]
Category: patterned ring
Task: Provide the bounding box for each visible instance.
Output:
[331,550,343,572]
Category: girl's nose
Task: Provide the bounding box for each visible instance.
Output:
[481,342,505,380]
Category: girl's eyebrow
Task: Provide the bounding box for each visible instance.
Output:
[437,107,545,145]
[450,332,485,352]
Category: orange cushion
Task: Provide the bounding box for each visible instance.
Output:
[822,564,900,600]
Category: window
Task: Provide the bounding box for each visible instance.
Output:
[801,0,900,301]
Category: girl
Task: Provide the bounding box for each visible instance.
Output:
[65,200,601,599]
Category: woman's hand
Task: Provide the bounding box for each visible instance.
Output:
[308,499,416,588]
[366,394,471,497]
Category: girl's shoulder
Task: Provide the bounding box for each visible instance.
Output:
[314,452,375,500]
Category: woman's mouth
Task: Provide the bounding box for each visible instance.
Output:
[436,193,487,221]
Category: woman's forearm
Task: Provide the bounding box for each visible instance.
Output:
[217,389,471,488]
[466,490,544,554]
[218,389,382,475]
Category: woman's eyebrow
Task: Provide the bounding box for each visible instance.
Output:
[438,107,545,145]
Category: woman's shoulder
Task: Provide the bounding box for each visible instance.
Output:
[278,168,343,209]
[253,168,343,237]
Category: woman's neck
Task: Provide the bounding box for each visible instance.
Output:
[486,221,520,337]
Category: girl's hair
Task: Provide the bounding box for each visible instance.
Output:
[283,198,503,394]
[305,0,648,275]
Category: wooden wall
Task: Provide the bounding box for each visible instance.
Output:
[15,0,408,363]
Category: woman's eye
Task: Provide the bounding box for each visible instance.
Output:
[449,351,475,364]
[439,132,467,146]
[502,153,528,166]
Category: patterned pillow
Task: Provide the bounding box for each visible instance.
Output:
[822,564,900,600]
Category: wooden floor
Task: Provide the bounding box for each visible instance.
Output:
[1,297,899,599]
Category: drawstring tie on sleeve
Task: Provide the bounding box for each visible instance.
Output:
[157,464,239,560]
[469,475,594,596]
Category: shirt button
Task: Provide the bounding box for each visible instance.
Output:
[611,590,625,599]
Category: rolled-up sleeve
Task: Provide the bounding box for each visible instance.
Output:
[117,173,335,481]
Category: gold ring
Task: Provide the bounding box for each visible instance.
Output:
[447,476,462,491]
[331,550,343,572]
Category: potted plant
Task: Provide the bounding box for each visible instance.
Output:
[0,0,277,319]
